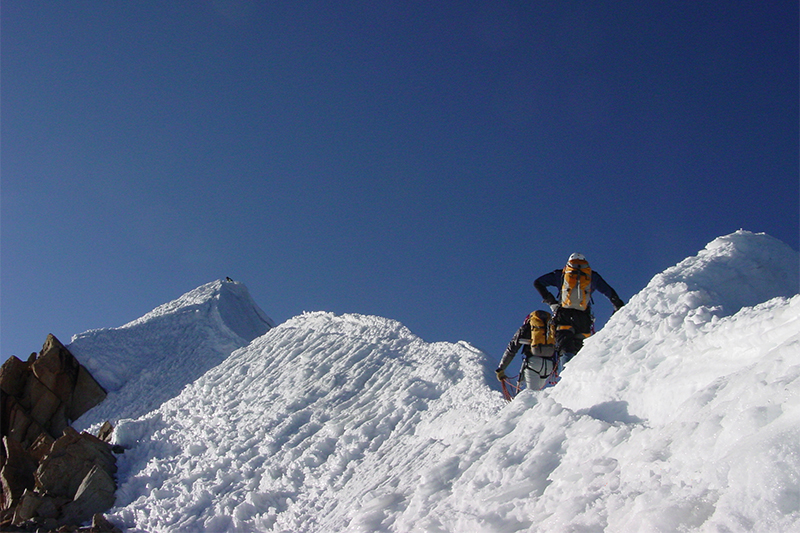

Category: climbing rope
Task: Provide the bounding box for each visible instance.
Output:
[501,373,524,402]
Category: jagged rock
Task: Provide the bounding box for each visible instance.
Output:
[0,356,29,398]
[60,465,116,526]
[32,334,82,405]
[2,395,34,447]
[50,403,71,440]
[35,428,116,500]
[21,415,47,450]
[97,422,114,443]
[67,365,107,422]
[11,488,41,525]
[2,335,107,447]
[91,513,123,533]
[27,432,55,463]
[0,335,114,529]
[1,437,37,510]
[25,376,62,431]
[0,508,13,529]
[35,494,66,521]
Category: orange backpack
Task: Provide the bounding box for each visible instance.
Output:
[561,258,592,310]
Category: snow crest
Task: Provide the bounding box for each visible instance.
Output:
[550,230,799,425]
[638,230,798,327]
[109,311,502,532]
[69,279,274,430]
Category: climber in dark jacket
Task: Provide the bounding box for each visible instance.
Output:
[495,310,556,391]
[534,253,624,361]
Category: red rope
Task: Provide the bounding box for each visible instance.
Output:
[501,374,523,402]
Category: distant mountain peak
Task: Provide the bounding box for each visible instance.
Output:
[69,279,274,429]
[120,279,275,340]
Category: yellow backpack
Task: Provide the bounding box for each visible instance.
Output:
[561,257,592,310]
[528,310,554,347]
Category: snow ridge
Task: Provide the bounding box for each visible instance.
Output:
[645,229,798,322]
[69,279,274,430]
[550,230,799,425]
[109,311,502,532]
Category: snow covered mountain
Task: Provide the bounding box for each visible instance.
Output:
[70,279,274,430]
[70,231,798,532]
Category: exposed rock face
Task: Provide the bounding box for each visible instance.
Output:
[1,437,37,511]
[0,335,119,530]
[1,335,107,448]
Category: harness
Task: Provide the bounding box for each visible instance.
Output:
[523,353,555,379]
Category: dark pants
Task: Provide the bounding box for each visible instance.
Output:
[554,307,593,357]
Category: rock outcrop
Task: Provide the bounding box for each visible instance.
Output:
[0,335,119,531]
[2,335,107,450]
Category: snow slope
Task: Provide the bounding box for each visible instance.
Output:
[69,279,274,430]
[70,231,798,532]
[550,230,799,425]
[108,311,503,532]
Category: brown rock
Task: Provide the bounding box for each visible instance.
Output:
[92,513,123,533]
[0,356,29,398]
[35,428,116,500]
[4,393,50,450]
[33,493,67,520]
[0,436,38,510]
[0,335,115,530]
[21,416,46,450]
[11,488,41,526]
[27,432,55,463]
[25,376,62,431]
[34,437,85,500]
[50,402,71,439]
[0,508,14,529]
[2,395,31,444]
[97,422,114,443]
[67,366,106,422]
[60,465,116,526]
[32,334,81,405]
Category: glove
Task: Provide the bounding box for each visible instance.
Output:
[549,303,560,314]
[611,296,625,313]
[495,368,506,381]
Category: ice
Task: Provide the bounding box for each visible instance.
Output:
[63,231,798,532]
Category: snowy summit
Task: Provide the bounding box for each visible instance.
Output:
[68,231,798,532]
[70,279,274,428]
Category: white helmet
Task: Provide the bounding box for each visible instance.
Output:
[568,253,586,262]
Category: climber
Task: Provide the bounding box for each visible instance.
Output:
[534,253,624,364]
[495,310,557,392]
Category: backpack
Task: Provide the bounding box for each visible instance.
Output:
[561,257,592,310]
[528,310,554,347]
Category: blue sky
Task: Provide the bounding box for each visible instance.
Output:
[2,1,798,364]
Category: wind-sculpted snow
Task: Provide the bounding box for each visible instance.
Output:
[418,295,799,533]
[109,312,503,532]
[550,230,799,425]
[86,231,798,532]
[68,280,274,430]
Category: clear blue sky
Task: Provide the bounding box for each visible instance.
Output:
[2,1,798,365]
